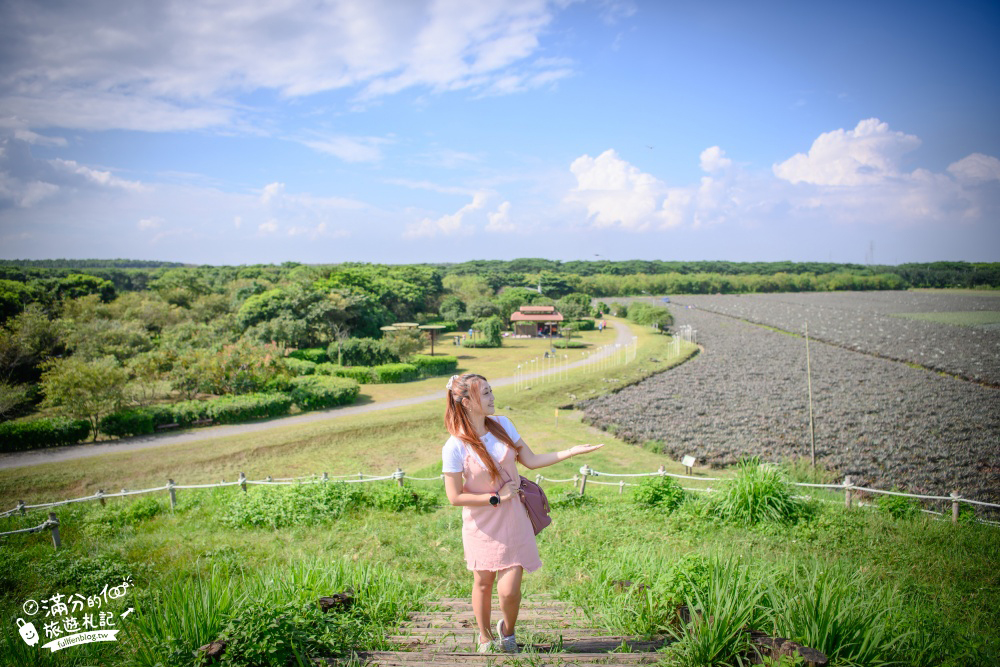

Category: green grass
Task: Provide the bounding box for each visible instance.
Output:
[1,323,997,666]
[890,311,1000,327]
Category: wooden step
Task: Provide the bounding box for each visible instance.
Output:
[388,635,669,651]
[354,650,664,666]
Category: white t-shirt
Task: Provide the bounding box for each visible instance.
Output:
[442,415,521,473]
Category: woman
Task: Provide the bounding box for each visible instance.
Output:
[441,373,603,653]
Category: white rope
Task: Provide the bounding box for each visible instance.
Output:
[588,469,722,482]
[791,482,845,489]
[407,475,445,481]
[0,519,56,538]
[850,486,954,502]
[538,476,577,483]
[173,481,243,489]
[956,497,1000,509]
[21,493,103,509]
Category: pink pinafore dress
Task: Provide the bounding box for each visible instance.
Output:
[460,443,542,573]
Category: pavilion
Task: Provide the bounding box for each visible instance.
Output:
[510,305,564,337]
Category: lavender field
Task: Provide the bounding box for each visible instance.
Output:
[581,292,1000,506]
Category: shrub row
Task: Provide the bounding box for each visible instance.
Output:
[287,347,328,364]
[552,340,587,348]
[410,354,458,376]
[0,417,91,452]
[99,393,297,438]
[289,376,360,411]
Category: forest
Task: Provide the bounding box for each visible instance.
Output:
[0,258,995,449]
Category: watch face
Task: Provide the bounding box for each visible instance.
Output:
[490,495,499,506]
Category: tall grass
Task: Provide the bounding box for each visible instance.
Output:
[768,559,912,667]
[714,457,803,526]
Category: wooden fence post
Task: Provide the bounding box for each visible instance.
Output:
[535,474,542,485]
[396,468,405,487]
[239,472,247,493]
[167,479,176,511]
[48,512,60,550]
[97,490,105,507]
[265,476,272,483]
[322,472,329,482]
[619,480,624,495]
[658,465,665,476]
[579,466,590,496]
[844,476,852,510]
[121,488,127,502]
[951,492,960,524]
[17,500,25,516]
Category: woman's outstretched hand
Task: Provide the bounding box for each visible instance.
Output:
[568,443,604,457]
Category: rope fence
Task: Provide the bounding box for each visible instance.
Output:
[3,461,998,546]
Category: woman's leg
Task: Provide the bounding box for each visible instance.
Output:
[495,565,523,636]
[472,569,497,644]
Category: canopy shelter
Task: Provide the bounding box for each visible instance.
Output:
[510,305,564,337]
[418,324,446,356]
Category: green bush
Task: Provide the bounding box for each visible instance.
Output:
[100,405,176,438]
[461,339,500,348]
[477,315,503,346]
[168,399,212,426]
[290,376,360,411]
[626,301,673,329]
[288,347,328,364]
[571,318,596,331]
[283,357,317,376]
[204,393,293,424]
[329,337,398,367]
[373,363,420,383]
[218,598,352,666]
[0,417,91,452]
[316,364,377,384]
[552,339,587,348]
[632,475,686,511]
[876,488,921,520]
[410,354,458,376]
[713,457,802,526]
[367,484,438,513]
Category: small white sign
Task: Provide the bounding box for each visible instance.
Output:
[681,455,696,468]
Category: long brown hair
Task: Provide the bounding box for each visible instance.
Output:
[445,373,520,484]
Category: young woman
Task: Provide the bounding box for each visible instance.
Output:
[441,373,603,653]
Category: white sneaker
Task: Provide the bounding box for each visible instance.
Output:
[477,637,498,653]
[496,619,519,653]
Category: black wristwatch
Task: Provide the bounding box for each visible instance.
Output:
[489,493,500,507]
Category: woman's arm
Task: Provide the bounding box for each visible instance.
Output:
[514,439,603,470]
[443,473,517,507]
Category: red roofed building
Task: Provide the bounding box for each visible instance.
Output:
[510,305,564,337]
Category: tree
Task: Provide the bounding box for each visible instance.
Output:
[40,356,128,440]
[438,295,466,322]
[467,298,500,319]
[556,293,592,320]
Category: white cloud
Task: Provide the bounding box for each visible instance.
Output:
[404,192,489,238]
[258,219,279,234]
[0,0,573,133]
[565,120,1000,232]
[485,200,517,233]
[53,159,146,191]
[947,153,1000,184]
[300,134,391,162]
[699,146,732,173]
[233,215,243,228]
[565,149,668,230]
[772,118,921,186]
[137,216,163,230]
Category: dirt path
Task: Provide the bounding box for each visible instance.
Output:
[0,321,636,471]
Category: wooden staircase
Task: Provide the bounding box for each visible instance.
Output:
[355,593,669,666]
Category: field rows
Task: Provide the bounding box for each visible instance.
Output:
[580,298,1000,505]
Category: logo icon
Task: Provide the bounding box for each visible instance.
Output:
[17,618,39,646]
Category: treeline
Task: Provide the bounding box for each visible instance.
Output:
[0,258,186,269]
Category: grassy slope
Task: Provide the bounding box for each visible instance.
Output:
[2,318,997,666]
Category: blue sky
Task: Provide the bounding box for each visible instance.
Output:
[1,0,998,265]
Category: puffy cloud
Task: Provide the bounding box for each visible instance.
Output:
[565,149,668,230]
[137,216,163,230]
[773,118,921,186]
[699,146,732,173]
[567,120,1000,232]
[404,192,488,238]
[258,219,279,234]
[0,0,571,133]
[947,153,1000,184]
[485,200,517,233]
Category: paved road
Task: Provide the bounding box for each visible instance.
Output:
[0,321,635,470]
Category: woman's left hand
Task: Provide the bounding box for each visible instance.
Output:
[568,443,604,457]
